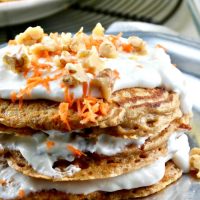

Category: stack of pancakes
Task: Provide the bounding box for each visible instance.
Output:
[0,24,192,200]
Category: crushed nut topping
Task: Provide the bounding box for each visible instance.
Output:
[4,23,147,127]
[3,45,29,73]
[15,26,44,46]
[128,36,147,55]
[99,41,117,58]
[92,23,105,39]
[78,47,105,74]
[91,68,118,100]
[190,148,200,178]
[63,63,89,87]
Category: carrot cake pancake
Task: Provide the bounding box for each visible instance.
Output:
[0,23,196,199]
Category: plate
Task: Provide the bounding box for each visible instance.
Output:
[0,0,73,27]
[0,31,200,199]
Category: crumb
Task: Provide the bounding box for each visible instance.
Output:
[190,148,200,178]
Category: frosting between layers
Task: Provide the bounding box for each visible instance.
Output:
[0,131,147,177]
[0,133,190,199]
[0,44,192,114]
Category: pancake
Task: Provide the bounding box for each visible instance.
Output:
[0,115,190,181]
[0,88,182,138]
[0,161,182,200]
[0,114,191,181]
[0,113,190,140]
[0,24,193,200]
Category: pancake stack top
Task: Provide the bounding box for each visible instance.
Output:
[0,23,195,200]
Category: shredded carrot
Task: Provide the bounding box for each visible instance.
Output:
[76,98,82,116]
[73,96,109,124]
[80,98,98,124]
[18,189,25,198]
[10,91,17,103]
[23,67,30,77]
[58,102,71,130]
[85,67,96,76]
[99,102,109,116]
[122,43,134,52]
[113,69,120,79]
[82,82,88,97]
[50,49,62,56]
[46,140,55,149]
[17,76,51,100]
[38,50,51,61]
[63,85,74,107]
[18,96,23,109]
[155,44,167,52]
[67,144,86,157]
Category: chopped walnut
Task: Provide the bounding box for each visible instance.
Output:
[92,23,105,39]
[70,28,87,52]
[128,36,147,55]
[30,36,60,54]
[99,41,117,58]
[63,63,89,86]
[60,32,72,51]
[3,46,29,73]
[78,47,105,75]
[54,51,77,68]
[190,148,200,178]
[15,26,44,46]
[90,68,116,100]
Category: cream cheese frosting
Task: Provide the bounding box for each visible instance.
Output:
[0,132,190,199]
[0,42,192,114]
[0,131,147,177]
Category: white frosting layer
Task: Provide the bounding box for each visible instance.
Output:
[0,133,190,199]
[0,45,192,114]
[0,131,147,177]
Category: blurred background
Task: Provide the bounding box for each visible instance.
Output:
[0,0,199,43]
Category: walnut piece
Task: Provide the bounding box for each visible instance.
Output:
[190,148,200,178]
[92,23,105,39]
[99,41,117,58]
[90,68,116,100]
[63,63,89,87]
[78,47,105,75]
[70,28,87,52]
[15,26,44,46]
[3,46,29,73]
[128,36,147,55]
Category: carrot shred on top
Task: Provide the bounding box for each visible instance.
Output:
[79,97,109,124]
[18,189,25,198]
[82,82,88,97]
[122,43,134,52]
[46,140,55,149]
[58,102,71,130]
[10,91,17,103]
[67,144,86,157]
[63,85,74,107]
[99,102,109,116]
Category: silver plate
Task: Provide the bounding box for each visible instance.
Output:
[1,32,200,199]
